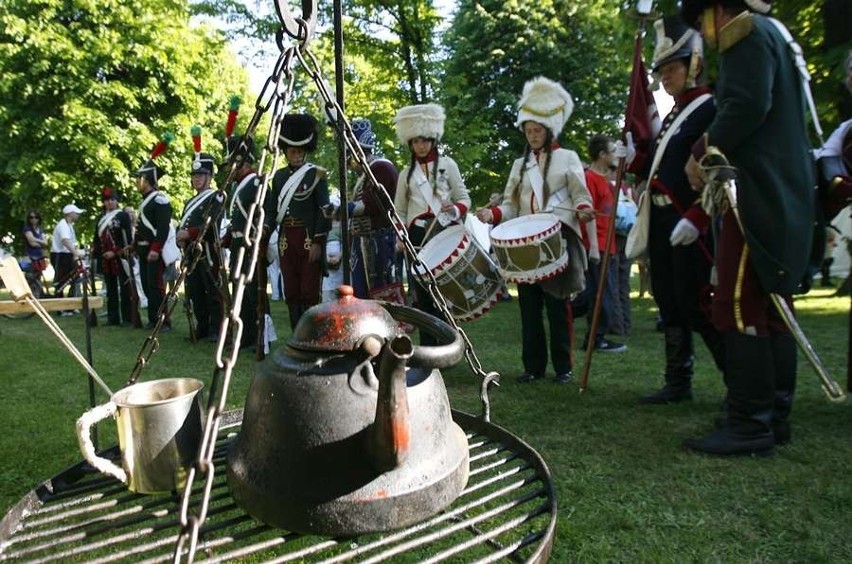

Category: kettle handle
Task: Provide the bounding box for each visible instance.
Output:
[381,302,464,369]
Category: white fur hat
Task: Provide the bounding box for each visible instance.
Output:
[394,103,445,145]
[515,77,574,138]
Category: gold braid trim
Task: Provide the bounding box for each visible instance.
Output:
[718,12,754,53]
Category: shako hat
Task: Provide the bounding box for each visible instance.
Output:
[191,153,216,175]
[394,104,445,145]
[224,135,256,166]
[220,96,256,167]
[352,119,377,150]
[189,125,215,175]
[279,113,319,153]
[134,131,173,186]
[515,77,574,138]
[681,0,771,28]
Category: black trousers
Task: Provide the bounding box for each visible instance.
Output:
[230,238,258,347]
[137,250,166,326]
[103,268,131,324]
[517,282,574,376]
[186,262,223,338]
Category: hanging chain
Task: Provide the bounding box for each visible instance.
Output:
[172,8,500,559]
[171,39,297,564]
[296,48,500,420]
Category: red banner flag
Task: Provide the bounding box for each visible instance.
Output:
[623,33,661,173]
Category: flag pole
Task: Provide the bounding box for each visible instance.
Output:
[579,2,657,393]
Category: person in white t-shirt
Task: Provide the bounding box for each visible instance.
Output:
[51,204,84,301]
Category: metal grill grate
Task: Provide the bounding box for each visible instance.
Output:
[1,410,556,563]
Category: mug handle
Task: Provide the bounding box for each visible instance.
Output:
[76,401,128,484]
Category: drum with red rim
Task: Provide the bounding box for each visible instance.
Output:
[415,225,502,322]
[489,213,568,284]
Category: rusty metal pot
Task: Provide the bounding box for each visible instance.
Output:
[227,286,469,536]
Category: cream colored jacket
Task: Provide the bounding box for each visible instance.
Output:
[394,155,470,227]
[493,148,593,295]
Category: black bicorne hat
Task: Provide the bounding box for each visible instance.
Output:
[652,16,701,71]
[279,113,319,153]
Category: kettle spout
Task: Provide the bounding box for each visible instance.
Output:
[370,334,413,472]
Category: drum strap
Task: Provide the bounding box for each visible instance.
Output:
[544,187,569,211]
[524,160,545,211]
[411,165,442,217]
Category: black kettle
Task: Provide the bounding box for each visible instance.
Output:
[227,286,469,536]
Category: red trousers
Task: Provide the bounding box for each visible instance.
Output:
[279,226,322,308]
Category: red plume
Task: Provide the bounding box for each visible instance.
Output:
[191,125,202,155]
[150,131,175,160]
[225,95,241,137]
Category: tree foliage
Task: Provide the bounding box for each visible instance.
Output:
[0,0,251,245]
[1,0,847,245]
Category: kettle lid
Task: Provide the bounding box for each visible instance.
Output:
[288,286,401,352]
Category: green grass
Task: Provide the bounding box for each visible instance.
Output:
[1,286,851,561]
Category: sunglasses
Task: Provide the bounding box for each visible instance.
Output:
[29,215,40,220]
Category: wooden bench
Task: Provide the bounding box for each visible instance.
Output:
[0,296,104,315]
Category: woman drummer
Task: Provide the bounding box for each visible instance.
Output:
[393,103,470,346]
[477,77,595,384]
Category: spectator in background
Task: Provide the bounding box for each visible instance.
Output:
[22,210,48,277]
[610,174,637,336]
[51,204,84,309]
[579,134,626,353]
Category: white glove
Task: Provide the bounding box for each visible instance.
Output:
[669,218,699,246]
[613,132,636,165]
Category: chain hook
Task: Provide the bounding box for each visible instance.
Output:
[274,0,317,43]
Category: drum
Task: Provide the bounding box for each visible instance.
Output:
[490,213,568,284]
[415,225,502,322]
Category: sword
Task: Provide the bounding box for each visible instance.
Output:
[704,149,845,401]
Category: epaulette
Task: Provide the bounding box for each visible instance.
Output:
[718,11,754,53]
[154,193,170,205]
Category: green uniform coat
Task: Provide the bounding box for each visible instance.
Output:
[700,13,815,295]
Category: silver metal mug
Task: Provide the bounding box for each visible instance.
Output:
[76,378,204,494]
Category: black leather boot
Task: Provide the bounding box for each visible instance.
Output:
[770,332,796,445]
[640,327,694,404]
[684,332,775,456]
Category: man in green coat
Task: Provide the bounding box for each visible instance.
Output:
[681,0,815,456]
